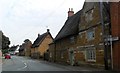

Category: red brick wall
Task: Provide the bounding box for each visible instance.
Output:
[110,2,120,71]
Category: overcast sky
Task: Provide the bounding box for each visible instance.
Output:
[0,0,85,46]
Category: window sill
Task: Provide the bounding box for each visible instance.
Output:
[87,60,96,62]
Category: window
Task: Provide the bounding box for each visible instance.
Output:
[86,48,96,61]
[70,36,75,43]
[85,9,93,22]
[87,29,95,41]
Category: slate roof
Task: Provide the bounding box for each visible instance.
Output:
[82,2,95,13]
[19,44,25,51]
[54,10,81,41]
[32,31,53,48]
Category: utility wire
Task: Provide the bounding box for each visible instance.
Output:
[18,0,66,41]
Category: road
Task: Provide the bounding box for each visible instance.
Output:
[2,56,118,73]
[2,56,69,71]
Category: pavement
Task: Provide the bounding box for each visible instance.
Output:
[0,56,3,73]
[22,56,104,71]
[22,56,120,73]
[37,60,103,71]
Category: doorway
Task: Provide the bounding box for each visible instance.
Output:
[69,48,74,66]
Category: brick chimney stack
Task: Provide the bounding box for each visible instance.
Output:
[38,33,40,37]
[68,8,74,18]
[47,29,50,32]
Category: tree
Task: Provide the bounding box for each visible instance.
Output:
[2,32,10,54]
[0,31,2,49]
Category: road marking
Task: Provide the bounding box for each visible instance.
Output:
[17,62,27,70]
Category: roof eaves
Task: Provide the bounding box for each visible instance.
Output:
[54,10,81,41]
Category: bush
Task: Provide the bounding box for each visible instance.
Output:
[2,49,9,54]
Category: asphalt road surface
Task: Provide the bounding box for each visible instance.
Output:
[2,56,118,73]
[2,56,68,71]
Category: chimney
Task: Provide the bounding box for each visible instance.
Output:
[47,29,50,32]
[68,8,74,18]
[38,33,40,37]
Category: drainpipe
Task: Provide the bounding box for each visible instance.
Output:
[54,42,56,62]
[109,35,113,69]
[99,0,109,70]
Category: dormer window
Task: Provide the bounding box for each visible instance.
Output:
[85,9,94,22]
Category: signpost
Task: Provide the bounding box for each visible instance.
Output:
[105,35,119,69]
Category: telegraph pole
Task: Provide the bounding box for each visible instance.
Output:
[99,0,109,70]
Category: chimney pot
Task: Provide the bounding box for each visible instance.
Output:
[38,33,40,37]
[69,8,70,11]
[71,8,73,11]
[47,29,50,32]
[68,8,74,18]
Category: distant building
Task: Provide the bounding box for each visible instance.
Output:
[19,39,32,56]
[9,45,19,55]
[14,46,19,55]
[19,44,25,56]
[31,29,53,59]
[24,39,32,57]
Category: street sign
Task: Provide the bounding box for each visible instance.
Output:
[112,37,119,41]
[105,36,119,42]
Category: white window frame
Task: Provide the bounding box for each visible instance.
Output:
[86,47,96,62]
[85,9,94,22]
[79,32,83,38]
[79,31,86,38]
[86,29,95,41]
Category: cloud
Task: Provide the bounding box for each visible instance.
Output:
[0,0,85,45]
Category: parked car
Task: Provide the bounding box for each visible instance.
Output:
[5,53,11,59]
[9,52,15,55]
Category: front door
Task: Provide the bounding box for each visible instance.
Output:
[69,48,74,66]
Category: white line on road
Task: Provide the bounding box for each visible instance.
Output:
[17,61,27,71]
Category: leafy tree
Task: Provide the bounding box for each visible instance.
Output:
[1,32,10,54]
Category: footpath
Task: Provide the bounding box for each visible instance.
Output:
[40,60,105,71]
[19,56,119,73]
[39,60,119,73]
